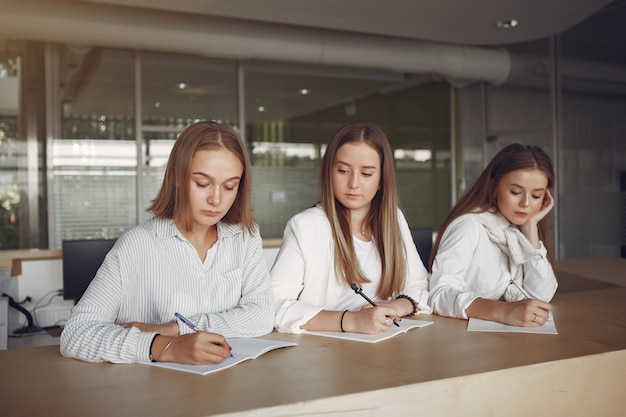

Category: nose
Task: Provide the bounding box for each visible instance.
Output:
[349,172,358,189]
[207,186,221,206]
[519,193,530,207]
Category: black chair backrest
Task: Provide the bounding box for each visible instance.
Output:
[409,228,433,270]
[62,239,116,302]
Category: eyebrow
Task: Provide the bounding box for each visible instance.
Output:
[335,160,378,170]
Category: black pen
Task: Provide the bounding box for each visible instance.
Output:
[350,284,400,327]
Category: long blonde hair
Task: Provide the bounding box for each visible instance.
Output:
[319,122,406,299]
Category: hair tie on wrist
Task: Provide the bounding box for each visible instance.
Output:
[396,294,418,316]
[340,310,349,332]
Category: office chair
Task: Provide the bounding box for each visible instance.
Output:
[409,227,433,270]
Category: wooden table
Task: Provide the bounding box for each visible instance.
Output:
[1,287,625,417]
[555,257,626,290]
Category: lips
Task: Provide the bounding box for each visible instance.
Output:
[202,210,219,217]
[514,211,528,217]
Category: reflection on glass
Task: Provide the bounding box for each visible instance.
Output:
[52,48,136,247]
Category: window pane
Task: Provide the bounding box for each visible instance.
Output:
[245,62,450,238]
[51,48,136,248]
[139,52,238,218]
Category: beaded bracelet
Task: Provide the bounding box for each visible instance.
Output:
[340,310,349,332]
[396,294,418,316]
[151,336,177,362]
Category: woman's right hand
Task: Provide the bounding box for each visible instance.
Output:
[152,332,232,364]
[343,306,398,334]
[500,299,552,327]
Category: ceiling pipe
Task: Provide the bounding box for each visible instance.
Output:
[0,0,511,86]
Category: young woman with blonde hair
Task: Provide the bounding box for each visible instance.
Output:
[272,122,431,335]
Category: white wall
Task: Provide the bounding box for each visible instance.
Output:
[4,259,74,333]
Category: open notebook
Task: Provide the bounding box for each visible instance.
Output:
[305,318,433,343]
[141,337,297,375]
[467,312,558,334]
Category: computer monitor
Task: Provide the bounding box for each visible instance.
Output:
[62,239,116,302]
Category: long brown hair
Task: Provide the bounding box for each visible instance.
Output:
[429,143,555,270]
[320,122,406,299]
[149,121,255,232]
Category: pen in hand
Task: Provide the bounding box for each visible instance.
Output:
[175,312,199,332]
[174,312,234,357]
[350,284,400,327]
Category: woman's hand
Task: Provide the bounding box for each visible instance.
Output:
[121,321,178,337]
[520,188,554,247]
[466,297,552,327]
[152,332,232,365]
[343,306,399,334]
[500,299,552,327]
[529,188,555,226]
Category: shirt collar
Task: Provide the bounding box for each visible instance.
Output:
[151,217,242,241]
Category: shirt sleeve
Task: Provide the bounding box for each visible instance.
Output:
[271,216,325,334]
[397,210,432,314]
[59,238,157,363]
[521,241,558,301]
[428,217,482,319]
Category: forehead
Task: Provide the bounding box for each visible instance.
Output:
[499,168,548,189]
[334,142,380,164]
[190,148,243,175]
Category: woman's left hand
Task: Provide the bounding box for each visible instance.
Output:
[121,321,178,336]
[529,188,555,225]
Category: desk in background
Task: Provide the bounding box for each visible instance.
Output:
[555,256,626,291]
[1,287,625,417]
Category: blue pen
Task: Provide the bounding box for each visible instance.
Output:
[174,312,234,357]
[175,312,199,332]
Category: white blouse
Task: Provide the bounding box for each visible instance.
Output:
[428,212,558,319]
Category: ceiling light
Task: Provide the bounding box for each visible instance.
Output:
[496,19,519,29]
[178,82,187,90]
[258,106,265,112]
[300,89,309,95]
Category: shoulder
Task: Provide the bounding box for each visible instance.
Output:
[441,213,484,243]
[287,205,329,229]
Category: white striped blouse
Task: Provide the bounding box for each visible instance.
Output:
[60,217,275,363]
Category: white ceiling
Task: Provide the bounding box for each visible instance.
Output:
[2,0,624,126]
[77,0,614,46]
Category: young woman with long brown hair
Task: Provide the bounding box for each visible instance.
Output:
[272,122,431,335]
[429,144,557,327]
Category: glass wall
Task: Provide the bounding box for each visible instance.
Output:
[244,62,450,238]
[51,47,136,247]
[0,48,19,249]
[1,42,453,249]
[558,4,626,258]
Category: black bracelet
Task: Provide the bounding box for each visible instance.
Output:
[396,294,418,316]
[148,333,161,362]
[340,310,349,332]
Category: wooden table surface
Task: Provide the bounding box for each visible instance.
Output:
[1,287,625,417]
